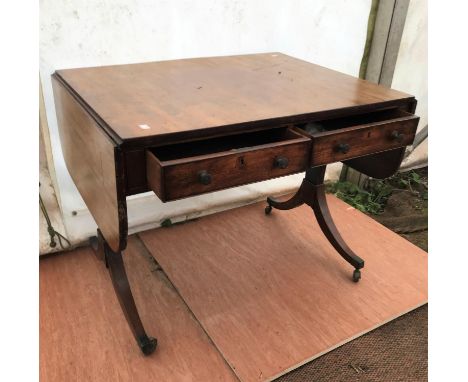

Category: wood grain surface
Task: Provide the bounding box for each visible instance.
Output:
[55,53,415,145]
[344,147,407,179]
[52,77,126,252]
[40,237,239,382]
[308,111,418,166]
[146,128,310,201]
[140,196,427,382]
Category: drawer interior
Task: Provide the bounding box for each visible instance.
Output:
[149,127,307,162]
[297,108,412,135]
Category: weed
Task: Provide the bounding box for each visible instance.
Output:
[327,170,427,215]
[326,181,391,214]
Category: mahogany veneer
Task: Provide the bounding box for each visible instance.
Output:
[146,127,311,201]
[52,52,419,355]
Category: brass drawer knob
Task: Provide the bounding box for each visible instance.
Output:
[274,156,289,169]
[336,143,350,154]
[198,170,212,185]
[390,130,404,143]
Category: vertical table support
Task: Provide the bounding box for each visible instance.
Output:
[265,166,365,282]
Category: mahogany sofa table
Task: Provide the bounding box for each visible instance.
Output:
[52,53,419,355]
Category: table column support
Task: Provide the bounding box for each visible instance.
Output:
[265,165,365,282]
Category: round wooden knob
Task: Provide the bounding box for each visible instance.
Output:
[391,130,404,143]
[336,143,350,154]
[198,170,212,185]
[274,156,289,169]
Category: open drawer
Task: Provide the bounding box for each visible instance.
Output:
[146,127,311,201]
[298,109,419,166]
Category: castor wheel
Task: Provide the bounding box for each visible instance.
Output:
[352,269,361,283]
[265,205,272,215]
[138,335,157,356]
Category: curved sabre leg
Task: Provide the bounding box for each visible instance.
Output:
[93,230,157,355]
[265,191,305,214]
[264,165,364,282]
[265,167,325,214]
[311,184,365,281]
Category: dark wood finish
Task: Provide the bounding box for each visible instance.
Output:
[139,197,427,382]
[52,76,127,252]
[124,109,418,196]
[146,149,166,200]
[146,127,311,201]
[97,230,157,355]
[55,53,415,147]
[267,166,364,273]
[52,52,420,355]
[124,149,147,195]
[344,147,407,179]
[298,109,419,166]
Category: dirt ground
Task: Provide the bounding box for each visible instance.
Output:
[371,167,428,251]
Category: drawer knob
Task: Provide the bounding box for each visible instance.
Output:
[274,156,289,169]
[198,170,212,185]
[391,130,404,143]
[336,143,350,154]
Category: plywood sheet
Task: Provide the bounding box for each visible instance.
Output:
[140,195,427,382]
[39,237,238,382]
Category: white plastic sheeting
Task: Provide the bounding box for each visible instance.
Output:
[392,0,428,169]
[39,0,371,248]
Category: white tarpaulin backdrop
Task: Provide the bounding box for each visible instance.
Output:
[393,0,428,170]
[39,0,427,248]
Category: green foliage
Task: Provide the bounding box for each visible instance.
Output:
[327,170,427,215]
[327,181,392,214]
[394,171,426,191]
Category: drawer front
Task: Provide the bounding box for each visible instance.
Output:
[310,115,419,166]
[147,138,310,201]
[165,141,309,200]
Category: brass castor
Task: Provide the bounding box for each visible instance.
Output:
[138,336,157,356]
[353,269,361,283]
[265,205,272,215]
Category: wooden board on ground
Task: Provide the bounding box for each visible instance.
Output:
[39,237,238,382]
[140,195,428,382]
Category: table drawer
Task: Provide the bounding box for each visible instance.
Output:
[299,109,419,166]
[146,127,311,201]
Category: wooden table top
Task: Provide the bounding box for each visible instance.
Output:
[55,53,414,144]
